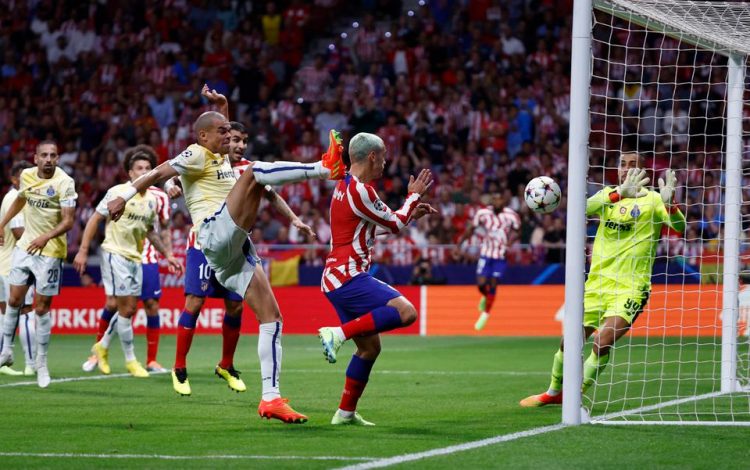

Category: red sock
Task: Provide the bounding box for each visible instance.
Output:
[341,313,376,339]
[95,317,110,342]
[146,327,160,364]
[485,293,496,312]
[174,327,195,369]
[339,377,368,412]
[219,318,241,369]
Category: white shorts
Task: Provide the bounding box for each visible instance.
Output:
[197,203,260,298]
[0,274,35,305]
[8,247,63,297]
[101,251,142,297]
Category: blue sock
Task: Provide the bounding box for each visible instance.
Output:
[147,315,160,329]
[178,311,198,328]
[346,354,375,382]
[101,307,116,323]
[371,306,402,333]
[223,313,241,328]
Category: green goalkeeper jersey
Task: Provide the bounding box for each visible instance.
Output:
[585,187,686,292]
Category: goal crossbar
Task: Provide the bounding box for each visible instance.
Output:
[593,0,750,56]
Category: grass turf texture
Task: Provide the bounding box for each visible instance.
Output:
[0,335,747,469]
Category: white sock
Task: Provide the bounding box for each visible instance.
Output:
[546,389,561,397]
[338,409,354,419]
[36,312,51,358]
[117,316,136,362]
[1,305,19,354]
[258,321,282,400]
[333,326,345,342]
[100,315,118,348]
[251,161,327,186]
[19,313,36,365]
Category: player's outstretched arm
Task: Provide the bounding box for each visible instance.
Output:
[108,163,179,221]
[72,211,105,275]
[146,229,184,275]
[0,195,25,247]
[658,170,686,233]
[586,168,649,216]
[263,186,316,240]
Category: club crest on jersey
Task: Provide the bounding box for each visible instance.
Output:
[46,186,55,196]
[201,281,209,292]
[148,201,154,209]
[630,204,641,219]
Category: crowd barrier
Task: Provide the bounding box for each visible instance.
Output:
[47,285,724,337]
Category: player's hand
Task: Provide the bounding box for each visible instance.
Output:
[617,168,649,199]
[167,184,183,199]
[72,252,88,276]
[166,255,184,276]
[108,196,126,221]
[658,169,676,205]
[165,178,183,199]
[27,235,49,255]
[413,203,438,220]
[407,169,434,196]
[201,83,227,107]
[292,218,316,240]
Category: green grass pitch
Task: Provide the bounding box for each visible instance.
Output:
[0,335,747,469]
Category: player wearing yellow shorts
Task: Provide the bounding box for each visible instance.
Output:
[73,150,183,378]
[0,141,77,388]
[520,152,686,406]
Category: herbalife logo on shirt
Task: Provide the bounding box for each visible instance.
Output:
[216,169,234,180]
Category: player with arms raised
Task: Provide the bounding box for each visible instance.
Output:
[106,86,344,423]
[521,151,685,406]
[0,141,77,388]
[74,149,182,377]
[317,132,436,426]
[455,192,520,331]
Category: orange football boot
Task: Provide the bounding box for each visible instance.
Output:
[519,392,563,407]
[258,398,308,424]
[322,129,345,179]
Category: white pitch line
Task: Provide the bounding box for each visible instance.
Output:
[0,370,169,388]
[0,452,374,462]
[337,424,567,470]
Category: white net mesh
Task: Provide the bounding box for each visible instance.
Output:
[584,0,750,424]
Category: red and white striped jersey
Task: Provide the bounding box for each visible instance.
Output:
[141,186,171,264]
[232,157,251,179]
[322,174,421,293]
[472,206,520,260]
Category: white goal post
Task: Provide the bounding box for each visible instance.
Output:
[564,0,750,425]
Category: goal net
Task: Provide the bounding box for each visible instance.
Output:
[576,0,750,425]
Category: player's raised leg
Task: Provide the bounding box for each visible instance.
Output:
[319,276,416,364]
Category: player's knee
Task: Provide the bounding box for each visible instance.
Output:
[477,283,488,295]
[357,343,381,359]
[8,296,23,309]
[399,304,417,326]
[184,295,204,315]
[488,284,497,295]
[226,302,243,317]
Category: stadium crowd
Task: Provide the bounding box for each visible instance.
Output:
[0,0,737,269]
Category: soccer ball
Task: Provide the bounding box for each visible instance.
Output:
[524,176,561,214]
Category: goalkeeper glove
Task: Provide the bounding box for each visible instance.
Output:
[658,169,676,205]
[616,168,650,199]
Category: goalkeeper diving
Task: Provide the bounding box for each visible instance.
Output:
[520,151,685,406]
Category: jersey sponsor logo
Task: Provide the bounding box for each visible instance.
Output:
[126,213,150,223]
[46,186,55,196]
[604,220,633,232]
[216,169,234,180]
[630,204,641,218]
[27,198,50,208]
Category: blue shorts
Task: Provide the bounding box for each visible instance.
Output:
[476,257,507,280]
[185,247,243,301]
[140,263,162,301]
[324,273,402,323]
